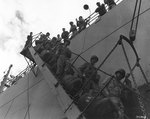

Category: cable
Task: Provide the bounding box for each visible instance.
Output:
[121,41,147,118]
[77,6,150,56]
[27,74,30,119]
[4,99,14,119]
[0,78,43,110]
[71,51,112,76]
[65,42,118,113]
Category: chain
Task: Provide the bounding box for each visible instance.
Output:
[136,86,147,119]
[121,42,147,119]
[136,63,147,119]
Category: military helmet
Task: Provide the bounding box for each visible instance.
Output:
[96,2,100,6]
[115,69,126,78]
[46,32,50,36]
[69,21,73,25]
[91,55,99,62]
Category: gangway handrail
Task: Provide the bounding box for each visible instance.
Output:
[66,34,149,117]
[28,46,84,119]
[119,35,149,84]
[119,35,148,118]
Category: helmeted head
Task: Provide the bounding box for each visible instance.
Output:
[96,2,101,6]
[69,21,73,25]
[57,34,60,38]
[90,55,99,65]
[79,16,83,20]
[115,69,126,80]
[30,32,33,36]
[46,32,50,37]
[62,28,65,31]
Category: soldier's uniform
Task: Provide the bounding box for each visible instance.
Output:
[79,58,100,94]
[25,32,33,48]
[104,0,116,10]
[61,30,69,42]
[56,45,72,78]
[101,69,126,118]
[102,76,123,97]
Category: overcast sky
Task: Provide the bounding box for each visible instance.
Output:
[0,0,108,80]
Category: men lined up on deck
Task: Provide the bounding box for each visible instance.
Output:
[21,29,135,119]
[104,0,116,10]
[24,32,33,49]
[95,2,107,17]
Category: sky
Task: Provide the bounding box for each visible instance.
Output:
[0,0,106,80]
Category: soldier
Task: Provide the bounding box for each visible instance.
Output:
[76,16,87,32]
[57,34,62,42]
[102,69,126,118]
[56,40,72,79]
[69,21,77,38]
[102,69,126,97]
[79,55,100,94]
[61,28,69,42]
[24,32,33,48]
[95,2,107,17]
[104,0,116,10]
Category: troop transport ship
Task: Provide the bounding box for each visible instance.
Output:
[0,0,150,119]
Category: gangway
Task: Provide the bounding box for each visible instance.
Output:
[28,46,84,119]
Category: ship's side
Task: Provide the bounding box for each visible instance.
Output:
[70,0,150,85]
[0,66,68,119]
[0,0,150,119]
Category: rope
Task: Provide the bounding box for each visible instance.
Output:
[121,41,147,118]
[76,6,150,57]
[23,104,31,119]
[0,79,43,110]
[27,74,30,119]
[4,99,14,119]
[65,41,118,113]
[78,54,112,76]
[138,64,149,84]
[71,51,112,76]
[97,41,119,69]
[71,51,111,76]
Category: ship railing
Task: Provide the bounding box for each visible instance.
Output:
[68,0,123,39]
[22,0,123,46]
[85,0,122,25]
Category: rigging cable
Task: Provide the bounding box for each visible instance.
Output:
[121,41,147,118]
[4,99,14,119]
[27,73,31,119]
[71,51,112,76]
[76,6,150,57]
[0,79,43,110]
[65,41,119,113]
